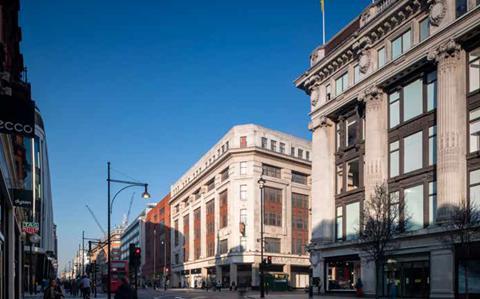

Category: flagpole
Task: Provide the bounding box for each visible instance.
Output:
[322,7,326,45]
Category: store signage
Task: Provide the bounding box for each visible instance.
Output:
[22,222,39,234]
[12,189,33,208]
[0,95,35,138]
[190,268,201,274]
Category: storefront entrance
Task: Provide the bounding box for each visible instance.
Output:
[383,255,430,298]
[325,255,360,292]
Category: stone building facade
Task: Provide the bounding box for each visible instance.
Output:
[169,124,312,289]
[295,0,480,297]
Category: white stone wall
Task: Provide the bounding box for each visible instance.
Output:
[170,125,312,288]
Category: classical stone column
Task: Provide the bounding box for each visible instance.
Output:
[229,263,238,287]
[428,40,467,222]
[430,248,455,297]
[360,86,388,200]
[308,116,335,243]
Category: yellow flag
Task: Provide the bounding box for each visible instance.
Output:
[320,0,325,13]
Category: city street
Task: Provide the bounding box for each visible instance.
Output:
[26,288,359,299]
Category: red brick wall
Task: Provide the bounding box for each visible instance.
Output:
[143,193,171,280]
[206,200,215,257]
[193,208,201,260]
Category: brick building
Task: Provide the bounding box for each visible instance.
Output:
[143,193,171,285]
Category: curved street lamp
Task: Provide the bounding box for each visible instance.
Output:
[106,162,150,299]
[257,175,266,298]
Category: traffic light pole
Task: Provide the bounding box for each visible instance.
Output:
[107,162,151,299]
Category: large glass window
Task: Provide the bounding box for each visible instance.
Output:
[392,30,411,60]
[264,187,282,227]
[390,141,400,178]
[469,47,480,93]
[403,79,423,122]
[389,91,400,128]
[378,47,386,68]
[240,184,247,201]
[469,169,480,208]
[346,202,360,240]
[429,181,437,225]
[404,131,423,173]
[336,165,344,194]
[419,18,430,42]
[265,238,281,253]
[240,161,247,175]
[429,126,437,165]
[336,72,349,96]
[456,0,468,18]
[292,172,308,185]
[404,185,424,231]
[427,71,437,111]
[262,164,281,178]
[346,116,358,147]
[390,191,400,226]
[292,193,308,209]
[389,71,437,128]
[219,239,228,254]
[346,159,360,191]
[326,260,361,291]
[354,64,362,84]
[470,108,480,153]
[261,137,268,149]
[458,260,480,294]
[336,206,343,241]
[270,140,277,151]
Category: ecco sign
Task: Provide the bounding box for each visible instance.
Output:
[0,121,33,135]
[0,95,35,138]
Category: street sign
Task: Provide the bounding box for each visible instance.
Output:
[22,222,39,234]
[0,95,35,138]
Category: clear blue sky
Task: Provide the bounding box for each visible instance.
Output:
[19,0,372,271]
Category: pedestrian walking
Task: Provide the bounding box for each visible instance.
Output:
[355,278,364,297]
[79,275,91,299]
[43,279,64,299]
[114,278,137,299]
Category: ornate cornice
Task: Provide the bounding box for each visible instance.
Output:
[308,116,332,132]
[298,0,423,92]
[427,39,462,62]
[359,85,383,102]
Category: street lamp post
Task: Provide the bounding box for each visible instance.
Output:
[107,162,151,299]
[161,239,166,288]
[153,228,156,289]
[258,175,266,298]
[28,233,41,295]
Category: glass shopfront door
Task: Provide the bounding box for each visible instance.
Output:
[383,256,430,298]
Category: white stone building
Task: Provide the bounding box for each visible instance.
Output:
[295,0,480,297]
[169,124,312,289]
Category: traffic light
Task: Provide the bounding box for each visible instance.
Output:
[267,256,272,265]
[129,243,141,269]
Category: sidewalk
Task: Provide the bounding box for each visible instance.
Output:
[245,292,359,299]
[24,293,107,299]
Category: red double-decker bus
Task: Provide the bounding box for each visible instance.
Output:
[102,260,129,293]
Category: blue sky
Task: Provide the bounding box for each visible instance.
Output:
[19,0,372,270]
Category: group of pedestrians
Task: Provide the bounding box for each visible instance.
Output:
[44,275,92,299]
